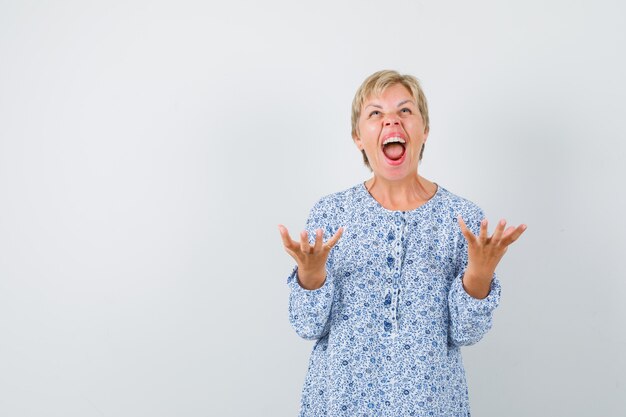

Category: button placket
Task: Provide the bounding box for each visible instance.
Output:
[382,212,408,336]
[390,212,406,331]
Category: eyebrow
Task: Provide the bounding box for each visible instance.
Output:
[365,99,415,110]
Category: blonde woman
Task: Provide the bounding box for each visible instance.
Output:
[278,70,526,416]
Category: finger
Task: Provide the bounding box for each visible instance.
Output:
[278,224,299,252]
[325,226,345,250]
[503,225,516,236]
[457,215,475,243]
[501,224,527,246]
[491,218,506,242]
[283,246,298,259]
[313,228,324,252]
[300,230,312,254]
[479,218,488,243]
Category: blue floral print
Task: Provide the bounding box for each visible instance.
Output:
[286,181,501,416]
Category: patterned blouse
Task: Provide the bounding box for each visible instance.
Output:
[286,181,502,416]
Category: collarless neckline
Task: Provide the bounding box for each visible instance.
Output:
[360,180,442,214]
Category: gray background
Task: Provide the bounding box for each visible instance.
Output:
[1,0,625,416]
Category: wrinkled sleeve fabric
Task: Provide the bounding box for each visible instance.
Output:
[286,197,338,341]
[448,204,502,347]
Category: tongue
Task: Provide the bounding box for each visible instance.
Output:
[382,143,405,161]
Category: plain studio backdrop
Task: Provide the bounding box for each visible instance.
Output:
[1,0,625,416]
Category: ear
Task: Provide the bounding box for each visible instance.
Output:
[352,131,363,150]
[422,128,429,144]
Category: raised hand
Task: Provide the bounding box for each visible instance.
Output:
[457,216,527,299]
[278,224,344,290]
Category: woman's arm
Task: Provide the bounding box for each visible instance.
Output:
[286,263,334,340]
[284,197,341,340]
[448,206,502,347]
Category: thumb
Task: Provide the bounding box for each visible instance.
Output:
[457,215,474,243]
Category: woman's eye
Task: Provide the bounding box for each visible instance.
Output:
[369,110,381,117]
[401,108,412,114]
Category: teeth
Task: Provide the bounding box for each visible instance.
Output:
[383,137,406,146]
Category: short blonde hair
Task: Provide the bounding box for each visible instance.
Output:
[351,70,430,171]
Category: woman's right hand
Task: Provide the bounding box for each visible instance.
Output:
[277,224,344,290]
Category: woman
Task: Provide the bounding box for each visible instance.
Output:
[277,70,526,416]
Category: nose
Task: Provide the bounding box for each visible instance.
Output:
[384,115,400,126]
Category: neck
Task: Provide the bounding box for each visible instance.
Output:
[365,174,436,211]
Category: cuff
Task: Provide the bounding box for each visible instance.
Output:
[451,271,501,314]
[286,264,333,294]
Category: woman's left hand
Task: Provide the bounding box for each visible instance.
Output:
[457,216,527,299]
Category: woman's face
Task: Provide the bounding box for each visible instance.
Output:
[353,83,428,180]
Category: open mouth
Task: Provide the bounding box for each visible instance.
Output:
[381,137,407,164]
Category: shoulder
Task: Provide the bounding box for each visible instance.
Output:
[310,183,361,213]
[306,183,363,229]
[436,184,485,221]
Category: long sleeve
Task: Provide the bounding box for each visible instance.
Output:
[286,197,339,341]
[448,206,502,347]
